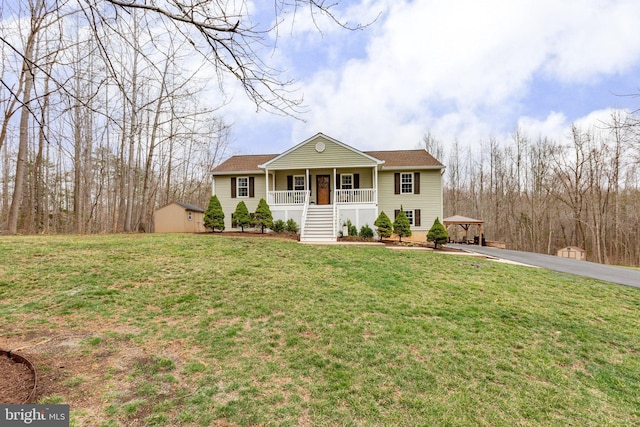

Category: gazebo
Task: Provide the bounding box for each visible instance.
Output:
[443,215,484,245]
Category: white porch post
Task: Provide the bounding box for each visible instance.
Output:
[333,168,337,203]
[306,169,309,192]
[374,166,378,204]
[265,168,269,202]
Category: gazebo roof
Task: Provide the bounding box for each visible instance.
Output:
[443,215,483,225]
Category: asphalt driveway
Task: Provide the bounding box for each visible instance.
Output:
[447,244,640,289]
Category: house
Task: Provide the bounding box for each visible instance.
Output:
[153,202,206,233]
[211,133,444,242]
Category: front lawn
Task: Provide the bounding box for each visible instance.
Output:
[0,234,638,426]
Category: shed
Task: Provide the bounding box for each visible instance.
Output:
[153,202,206,233]
[443,215,484,245]
[557,246,586,261]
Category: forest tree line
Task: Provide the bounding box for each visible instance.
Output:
[2,1,640,267]
[1,0,335,234]
[426,111,640,266]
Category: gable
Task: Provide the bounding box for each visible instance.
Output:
[263,133,382,170]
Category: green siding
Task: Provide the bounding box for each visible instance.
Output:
[267,136,378,169]
[377,170,443,231]
[213,175,267,230]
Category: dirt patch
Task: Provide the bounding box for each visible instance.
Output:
[0,351,35,403]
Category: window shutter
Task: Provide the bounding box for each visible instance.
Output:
[336,174,341,189]
[394,173,400,194]
[414,172,420,194]
[287,175,293,191]
[415,209,421,226]
[249,177,255,198]
[394,209,400,219]
[354,173,360,189]
[231,177,237,198]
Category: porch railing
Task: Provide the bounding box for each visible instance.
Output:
[268,190,308,205]
[335,189,376,204]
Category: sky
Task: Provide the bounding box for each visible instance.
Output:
[215,0,640,157]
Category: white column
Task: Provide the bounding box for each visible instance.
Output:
[374,166,378,204]
[333,168,337,204]
[265,168,269,203]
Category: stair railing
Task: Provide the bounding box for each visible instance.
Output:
[299,190,311,240]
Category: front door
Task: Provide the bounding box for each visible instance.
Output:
[316,175,330,205]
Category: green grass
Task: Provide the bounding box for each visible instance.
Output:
[1,234,639,426]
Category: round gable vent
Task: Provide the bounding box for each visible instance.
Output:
[315,141,326,153]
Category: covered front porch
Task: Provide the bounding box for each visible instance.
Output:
[265,167,379,207]
[264,168,379,242]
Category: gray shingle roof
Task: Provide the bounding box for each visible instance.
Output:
[175,202,205,213]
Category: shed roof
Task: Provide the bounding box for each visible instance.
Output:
[174,202,205,213]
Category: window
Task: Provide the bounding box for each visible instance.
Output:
[188,212,193,221]
[404,209,414,226]
[401,173,413,194]
[237,177,249,197]
[341,174,353,190]
[395,209,421,226]
[394,172,420,195]
[294,175,305,191]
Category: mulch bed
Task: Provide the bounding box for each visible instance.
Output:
[0,352,36,404]
[202,231,466,252]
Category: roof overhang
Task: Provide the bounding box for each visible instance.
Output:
[212,170,264,176]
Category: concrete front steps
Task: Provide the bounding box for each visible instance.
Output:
[300,205,336,242]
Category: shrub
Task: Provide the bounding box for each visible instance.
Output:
[233,201,252,231]
[427,217,449,249]
[344,219,358,236]
[393,206,412,242]
[285,218,299,234]
[253,198,273,233]
[359,224,374,239]
[272,219,286,233]
[204,195,225,232]
[374,211,392,241]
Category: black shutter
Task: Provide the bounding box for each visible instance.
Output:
[354,174,360,189]
[231,177,237,198]
[287,175,293,191]
[415,209,421,226]
[249,177,255,198]
[394,173,400,194]
[414,172,420,194]
[336,174,341,189]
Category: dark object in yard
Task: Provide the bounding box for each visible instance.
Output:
[0,348,38,404]
[473,235,486,246]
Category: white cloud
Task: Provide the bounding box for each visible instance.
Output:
[283,0,640,151]
[213,0,640,156]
